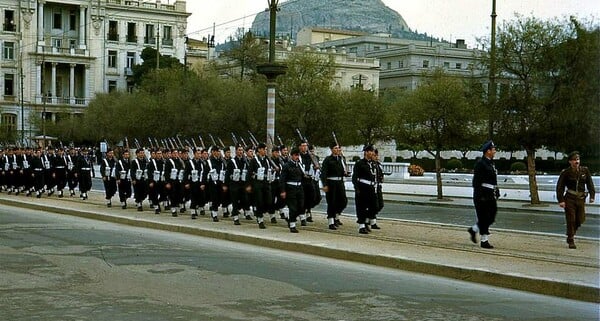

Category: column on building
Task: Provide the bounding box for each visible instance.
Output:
[37,0,45,42]
[69,64,76,104]
[84,65,90,104]
[79,6,86,46]
[51,63,57,103]
[36,62,42,104]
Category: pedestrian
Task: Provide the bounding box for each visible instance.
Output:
[66,148,78,197]
[225,144,250,225]
[184,148,207,219]
[556,151,595,249]
[52,148,68,198]
[280,148,305,233]
[207,146,227,222]
[320,142,348,230]
[75,148,94,200]
[352,144,378,234]
[30,148,45,198]
[146,148,165,214]
[468,140,499,249]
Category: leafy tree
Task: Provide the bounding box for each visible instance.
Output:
[219,30,268,81]
[338,89,389,146]
[390,69,480,200]
[131,47,184,87]
[488,15,598,204]
[276,51,341,145]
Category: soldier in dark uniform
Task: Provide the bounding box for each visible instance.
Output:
[130,148,148,211]
[30,148,45,198]
[225,144,250,225]
[116,149,132,209]
[352,144,378,234]
[21,147,33,196]
[243,146,255,220]
[75,148,94,200]
[221,147,233,218]
[66,148,78,197]
[468,141,499,249]
[100,148,118,207]
[6,148,18,194]
[268,146,285,223]
[207,146,227,222]
[556,151,596,249]
[164,149,184,217]
[280,148,305,233]
[179,148,191,213]
[370,148,384,230]
[298,142,316,225]
[0,148,7,192]
[42,148,56,196]
[248,143,272,229]
[184,148,207,219]
[320,142,348,230]
[147,149,165,214]
[52,148,68,198]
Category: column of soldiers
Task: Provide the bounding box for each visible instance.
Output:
[0,146,90,199]
[1,140,385,235]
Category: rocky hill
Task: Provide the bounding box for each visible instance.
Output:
[250,0,433,42]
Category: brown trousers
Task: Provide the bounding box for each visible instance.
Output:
[564,195,586,240]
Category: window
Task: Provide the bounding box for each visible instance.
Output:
[4,10,15,32]
[69,39,76,49]
[1,113,16,134]
[108,80,117,93]
[145,24,155,44]
[386,62,392,70]
[422,60,429,68]
[373,46,380,51]
[126,22,137,43]
[69,11,76,31]
[126,52,135,68]
[108,50,117,68]
[108,21,118,41]
[349,47,357,53]
[162,26,173,46]
[3,42,14,60]
[53,12,62,29]
[52,38,62,48]
[398,61,404,68]
[443,62,450,69]
[455,63,462,69]
[4,74,14,96]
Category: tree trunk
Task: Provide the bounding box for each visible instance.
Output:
[435,150,443,200]
[526,148,541,204]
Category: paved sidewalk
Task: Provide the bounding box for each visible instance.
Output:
[0,191,597,303]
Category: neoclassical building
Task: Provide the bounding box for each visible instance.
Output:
[0,0,189,143]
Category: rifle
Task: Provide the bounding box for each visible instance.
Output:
[231,132,239,146]
[198,135,206,149]
[240,136,249,149]
[133,138,141,149]
[191,137,199,149]
[276,134,284,147]
[208,134,218,149]
[124,137,130,150]
[148,137,154,149]
[295,128,319,169]
[332,131,350,176]
[176,135,184,149]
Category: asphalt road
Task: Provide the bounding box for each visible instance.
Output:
[1,206,597,321]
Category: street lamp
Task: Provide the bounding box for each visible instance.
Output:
[257,0,287,151]
[488,0,497,140]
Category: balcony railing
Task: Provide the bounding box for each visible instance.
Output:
[162,38,173,46]
[144,36,156,44]
[126,35,137,43]
[107,33,119,41]
[39,45,87,56]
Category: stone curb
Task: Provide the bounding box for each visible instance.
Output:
[1,197,597,303]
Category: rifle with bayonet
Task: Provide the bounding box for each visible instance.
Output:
[295,128,320,169]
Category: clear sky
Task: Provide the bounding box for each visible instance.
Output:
[184,0,599,47]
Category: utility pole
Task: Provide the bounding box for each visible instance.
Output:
[256,0,287,151]
[156,24,160,69]
[488,0,497,140]
[19,51,24,146]
[41,53,46,148]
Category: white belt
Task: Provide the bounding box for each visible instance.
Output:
[481,183,496,189]
[81,167,91,170]
[359,178,375,186]
[286,182,302,186]
[327,177,343,181]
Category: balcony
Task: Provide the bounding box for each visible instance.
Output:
[107,33,119,41]
[162,38,173,46]
[144,37,156,45]
[39,45,88,56]
[3,23,16,32]
[126,35,137,43]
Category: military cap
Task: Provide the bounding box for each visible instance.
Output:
[272,146,280,152]
[568,151,580,161]
[329,142,339,149]
[210,145,220,152]
[362,144,375,152]
[480,140,495,152]
[257,143,267,150]
[290,148,300,155]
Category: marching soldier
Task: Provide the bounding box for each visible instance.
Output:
[320,142,348,230]
[0,147,6,191]
[298,142,316,225]
[30,148,45,198]
[6,148,20,194]
[370,148,384,230]
[21,147,33,196]
[556,151,596,249]
[164,149,184,216]
[243,146,255,220]
[225,144,250,225]
[75,148,94,200]
[468,141,499,249]
[268,146,285,222]
[42,148,56,196]
[248,143,272,229]
[116,149,132,209]
[279,148,305,233]
[184,148,207,219]
[130,148,148,211]
[352,144,378,234]
[206,146,227,222]
[100,149,118,207]
[52,148,68,198]
[146,148,165,214]
[66,148,78,197]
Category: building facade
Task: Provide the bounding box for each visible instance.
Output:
[0,0,189,144]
